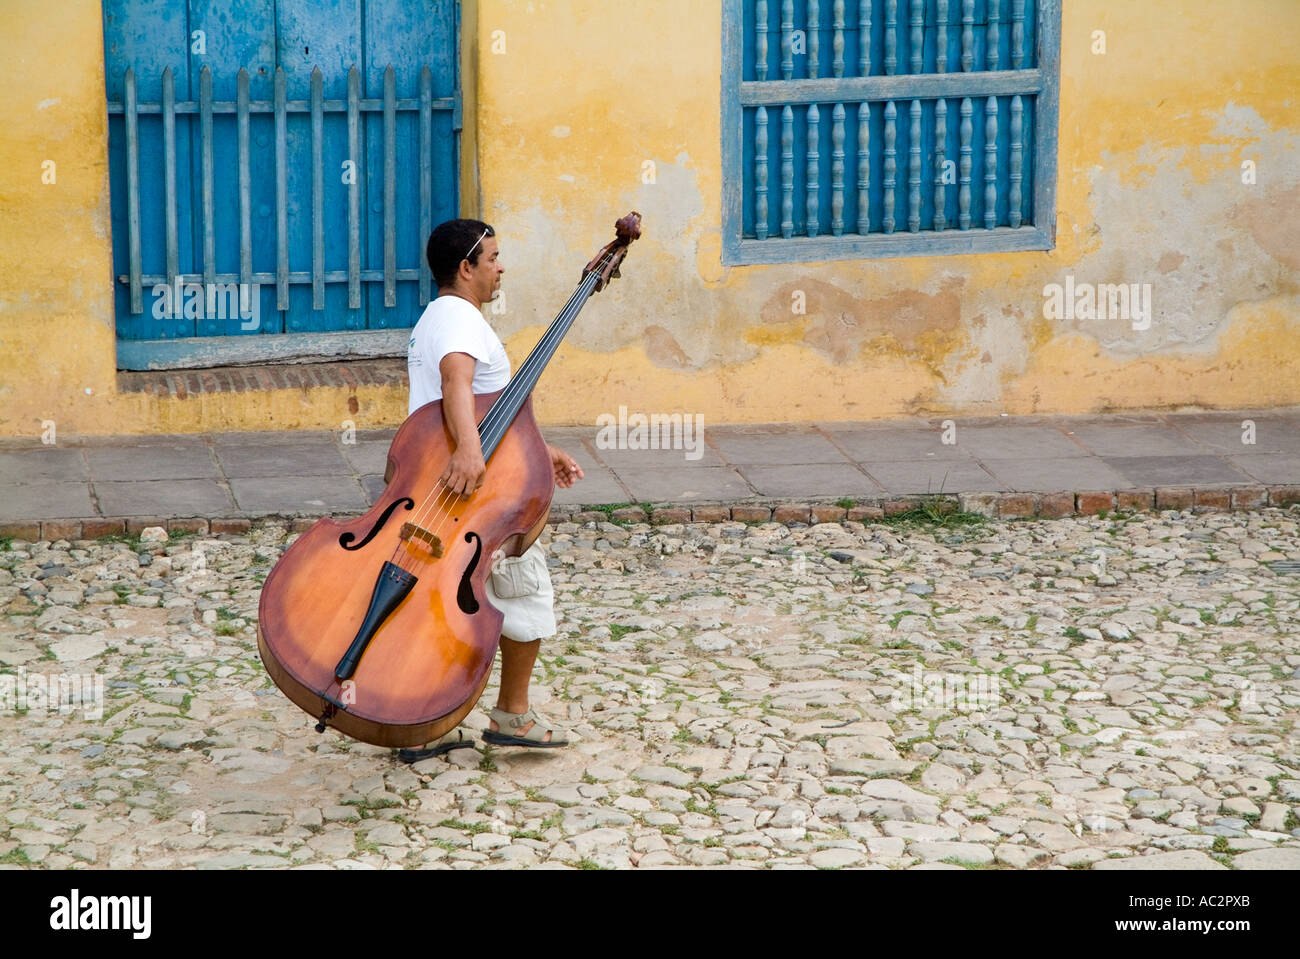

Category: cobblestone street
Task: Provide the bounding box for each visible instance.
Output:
[2,508,1299,870]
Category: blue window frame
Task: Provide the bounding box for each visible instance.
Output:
[722,0,1061,264]
[102,0,462,370]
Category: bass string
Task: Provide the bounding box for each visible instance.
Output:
[390,269,598,574]
[394,261,605,562]
[386,261,600,568]
[388,276,591,572]
[389,252,616,573]
[411,261,609,561]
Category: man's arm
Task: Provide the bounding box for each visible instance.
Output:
[438,352,486,497]
[546,444,584,488]
[439,351,584,495]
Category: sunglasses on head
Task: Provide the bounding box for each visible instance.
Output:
[463,227,492,262]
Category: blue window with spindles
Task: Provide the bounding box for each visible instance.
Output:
[102,0,461,370]
[722,0,1061,263]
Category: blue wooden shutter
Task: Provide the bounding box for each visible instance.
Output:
[723,0,1060,264]
[103,0,461,368]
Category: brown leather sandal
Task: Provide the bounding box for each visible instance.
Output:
[482,707,569,748]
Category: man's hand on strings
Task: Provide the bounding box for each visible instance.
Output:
[442,444,486,498]
[548,445,584,489]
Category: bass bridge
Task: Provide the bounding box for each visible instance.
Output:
[399,522,444,558]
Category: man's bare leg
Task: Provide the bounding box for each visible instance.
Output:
[492,636,555,742]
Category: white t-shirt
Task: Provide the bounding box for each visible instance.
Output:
[407,295,512,413]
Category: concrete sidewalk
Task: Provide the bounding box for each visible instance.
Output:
[2,407,1299,539]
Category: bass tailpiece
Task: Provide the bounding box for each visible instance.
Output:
[333,561,418,682]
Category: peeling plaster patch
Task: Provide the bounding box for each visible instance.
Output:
[632,153,706,247]
[1004,303,1300,416]
[694,230,728,285]
[557,174,575,182]
[551,125,571,137]
[1209,102,1273,146]
[502,155,706,363]
[643,324,690,368]
[1073,116,1296,359]
[759,277,964,367]
[496,206,580,341]
[942,307,1031,409]
[1231,183,1300,273]
[589,153,707,357]
[36,97,60,110]
[1157,251,1186,274]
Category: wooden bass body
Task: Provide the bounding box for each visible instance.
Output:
[256,390,553,747]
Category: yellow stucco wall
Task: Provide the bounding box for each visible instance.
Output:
[1,0,120,435]
[1,0,1296,438]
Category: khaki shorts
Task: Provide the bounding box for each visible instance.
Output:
[483,540,556,643]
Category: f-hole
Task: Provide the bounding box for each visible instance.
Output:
[457,531,482,615]
[339,497,415,551]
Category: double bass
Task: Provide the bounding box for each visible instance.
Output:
[257,212,642,747]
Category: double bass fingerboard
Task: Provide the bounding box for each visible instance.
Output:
[474,260,609,462]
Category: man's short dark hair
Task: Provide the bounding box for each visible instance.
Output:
[426,219,495,288]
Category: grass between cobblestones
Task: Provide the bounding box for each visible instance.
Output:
[2,508,1298,870]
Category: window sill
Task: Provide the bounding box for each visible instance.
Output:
[116,358,408,397]
[115,328,412,371]
[722,225,1053,265]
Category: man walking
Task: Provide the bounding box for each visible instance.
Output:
[399,218,583,761]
